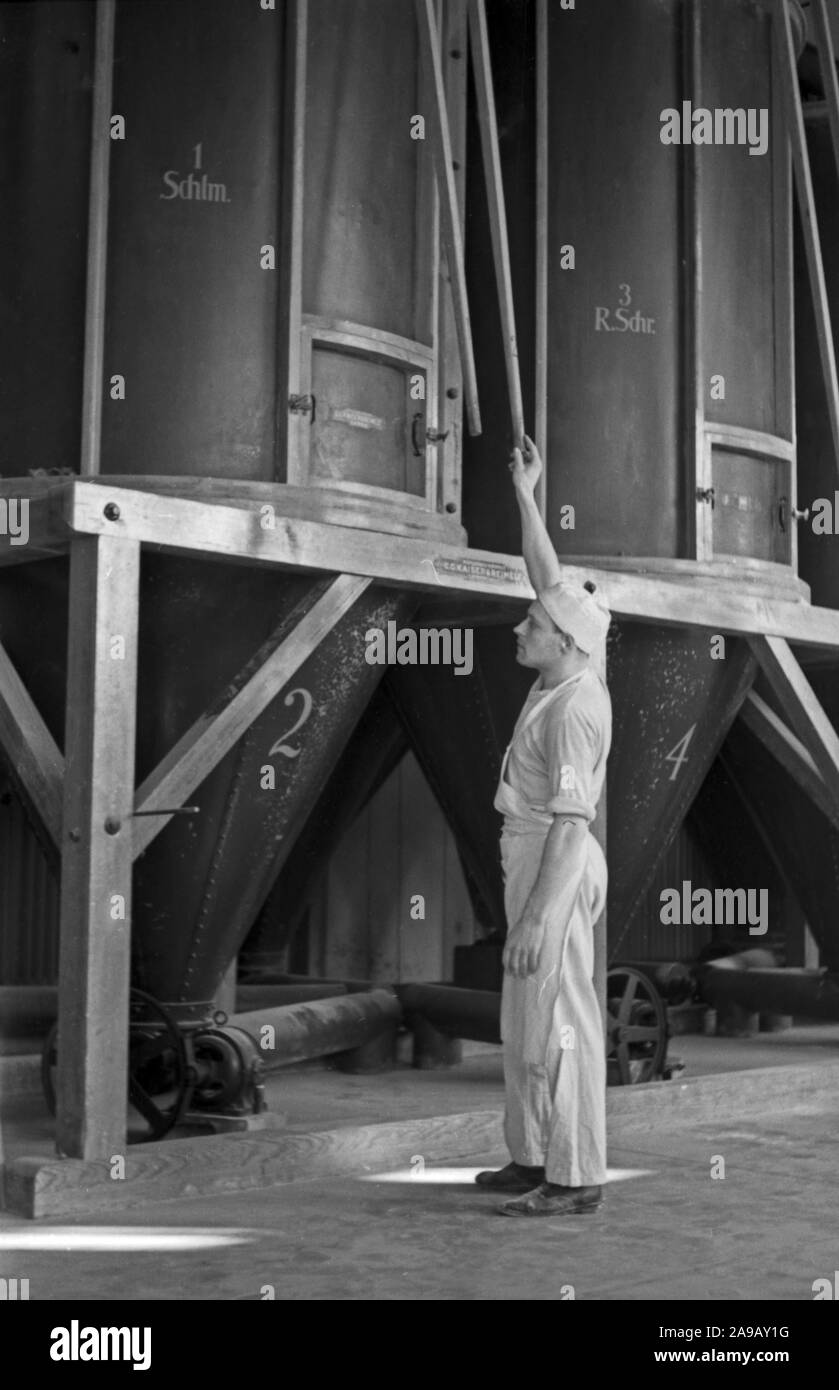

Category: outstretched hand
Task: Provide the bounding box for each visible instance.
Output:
[509,433,543,497]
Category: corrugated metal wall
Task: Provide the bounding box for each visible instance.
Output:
[311,752,479,982]
[0,790,58,984]
[613,808,785,963]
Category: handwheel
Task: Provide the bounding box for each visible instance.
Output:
[605,965,668,1084]
[41,987,192,1142]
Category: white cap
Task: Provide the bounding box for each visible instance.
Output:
[538,580,611,654]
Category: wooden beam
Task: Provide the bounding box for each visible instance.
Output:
[62,480,839,647]
[415,0,481,436]
[467,0,524,446]
[0,641,64,849]
[749,634,839,810]
[57,534,140,1160]
[775,0,839,479]
[812,0,839,187]
[80,0,116,477]
[133,573,370,857]
[534,0,547,518]
[740,689,839,826]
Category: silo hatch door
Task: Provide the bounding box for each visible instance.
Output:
[705,434,793,565]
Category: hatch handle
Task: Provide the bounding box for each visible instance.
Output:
[412,414,449,455]
[778,496,809,532]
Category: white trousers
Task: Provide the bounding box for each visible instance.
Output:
[499,829,607,1186]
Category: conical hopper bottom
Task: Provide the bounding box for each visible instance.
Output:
[390,621,757,960]
[0,554,414,1015]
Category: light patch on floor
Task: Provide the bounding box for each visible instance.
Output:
[359,1166,656,1185]
[0,1228,252,1251]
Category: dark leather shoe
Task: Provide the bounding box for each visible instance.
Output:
[474,1161,546,1192]
[498,1182,604,1217]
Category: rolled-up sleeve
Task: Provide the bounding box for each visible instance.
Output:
[540,701,600,822]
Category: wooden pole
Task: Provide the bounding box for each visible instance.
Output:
[80,0,116,478]
[775,0,839,480]
[415,0,482,436]
[467,0,524,447]
[812,0,839,186]
[535,0,548,518]
[56,534,140,1159]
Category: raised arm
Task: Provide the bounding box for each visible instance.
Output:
[509,434,562,592]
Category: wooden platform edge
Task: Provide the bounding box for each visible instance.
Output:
[5,1059,839,1217]
[58,479,839,647]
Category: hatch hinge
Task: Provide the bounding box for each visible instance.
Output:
[288,393,316,422]
[695,486,715,510]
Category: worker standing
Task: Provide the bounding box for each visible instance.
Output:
[476,435,612,1217]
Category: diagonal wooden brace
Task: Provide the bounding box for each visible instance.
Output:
[132,573,372,858]
[0,639,64,850]
[748,634,839,816]
[740,689,839,828]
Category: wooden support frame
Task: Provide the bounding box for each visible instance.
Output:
[740,689,839,826]
[3,479,839,644]
[775,0,839,480]
[0,554,373,1159]
[415,0,481,436]
[749,634,839,811]
[467,0,524,447]
[50,479,839,647]
[56,534,140,1160]
[133,573,371,857]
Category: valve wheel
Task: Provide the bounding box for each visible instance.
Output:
[605,965,668,1085]
[41,987,191,1142]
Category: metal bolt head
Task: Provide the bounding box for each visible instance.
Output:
[104,816,121,835]
[445,502,457,514]
[103,502,121,521]
[446,387,459,399]
[68,828,81,843]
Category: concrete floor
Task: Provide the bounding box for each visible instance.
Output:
[0,1102,836,1300]
[1,1027,838,1299]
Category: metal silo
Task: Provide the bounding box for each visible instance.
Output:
[398,0,808,969]
[0,0,477,1151]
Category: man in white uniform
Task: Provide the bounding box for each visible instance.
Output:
[475,435,612,1217]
